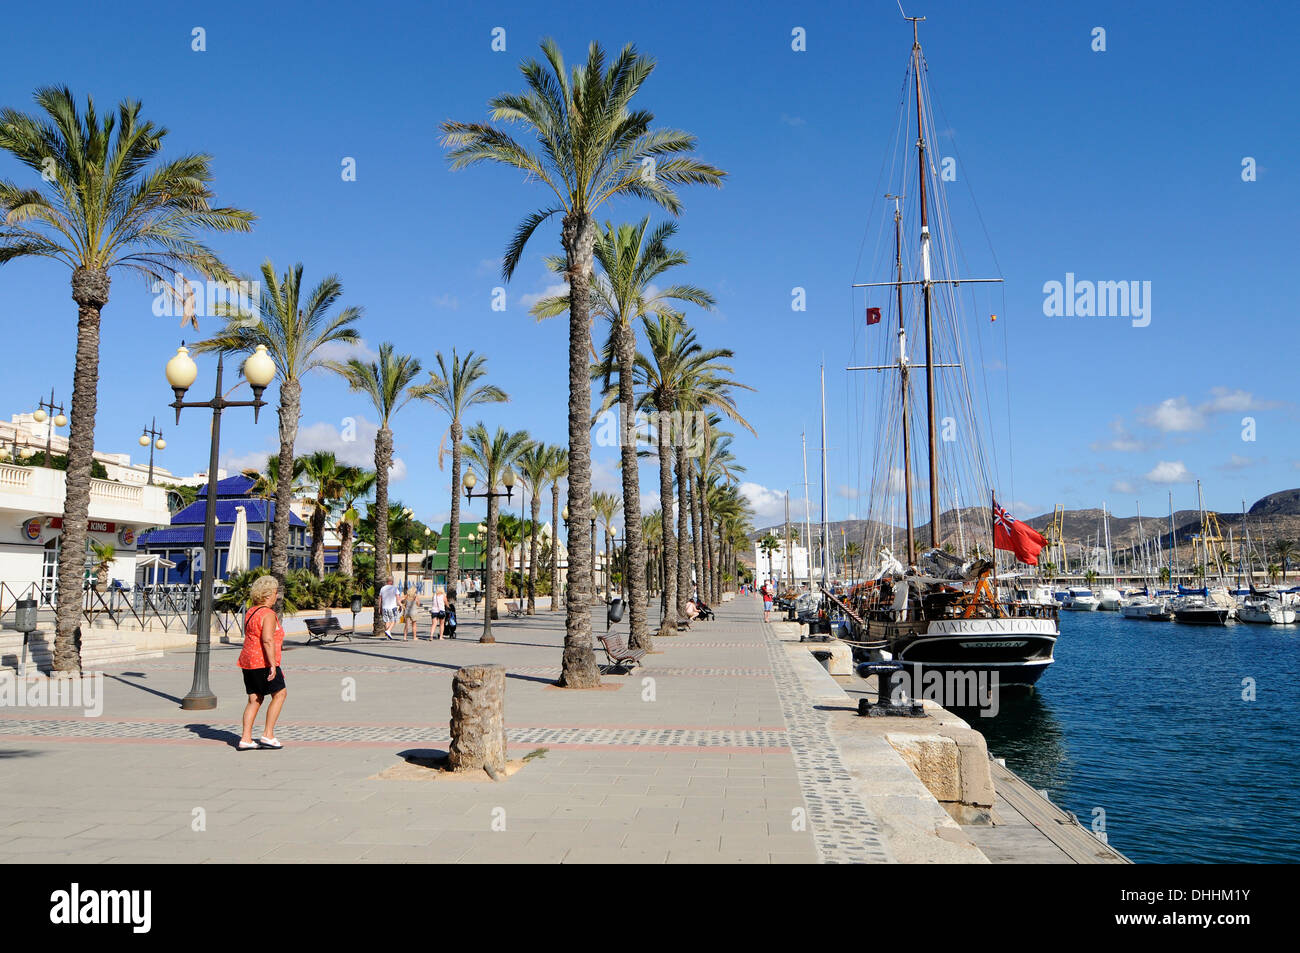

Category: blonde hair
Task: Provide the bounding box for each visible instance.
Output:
[249,574,279,607]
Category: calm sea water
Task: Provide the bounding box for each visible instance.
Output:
[963,611,1300,863]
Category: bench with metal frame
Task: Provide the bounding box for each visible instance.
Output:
[305,615,351,644]
[598,633,646,674]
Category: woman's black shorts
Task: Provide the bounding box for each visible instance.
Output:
[242,666,286,696]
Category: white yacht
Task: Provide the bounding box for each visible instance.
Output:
[1062,587,1100,611]
[1098,587,1123,611]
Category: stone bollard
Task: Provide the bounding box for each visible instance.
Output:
[448,664,507,774]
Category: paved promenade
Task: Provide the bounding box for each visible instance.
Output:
[0,596,900,863]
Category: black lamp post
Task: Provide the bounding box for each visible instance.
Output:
[463,470,515,642]
[138,417,165,485]
[32,389,67,463]
[166,343,276,711]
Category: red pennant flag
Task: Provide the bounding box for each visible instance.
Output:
[866,307,882,326]
[992,497,1047,565]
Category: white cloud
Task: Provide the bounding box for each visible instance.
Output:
[222,450,269,474]
[313,338,378,368]
[1091,419,1150,453]
[1145,460,1193,484]
[779,113,806,127]
[739,482,787,524]
[836,484,859,499]
[519,282,569,311]
[432,293,459,311]
[296,416,408,482]
[1110,479,1139,495]
[1203,387,1260,413]
[1219,453,1262,471]
[1140,397,1204,433]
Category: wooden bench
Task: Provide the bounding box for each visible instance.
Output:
[598,633,646,674]
[305,616,351,644]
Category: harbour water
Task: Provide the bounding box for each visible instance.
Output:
[965,611,1300,863]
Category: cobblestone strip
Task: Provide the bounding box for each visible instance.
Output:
[0,718,788,749]
[761,625,893,863]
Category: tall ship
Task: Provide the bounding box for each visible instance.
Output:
[834,14,1059,689]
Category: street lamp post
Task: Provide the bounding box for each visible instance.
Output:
[32,389,67,463]
[166,344,276,711]
[463,469,515,642]
[138,417,165,485]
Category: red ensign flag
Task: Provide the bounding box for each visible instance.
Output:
[992,497,1047,565]
[866,307,882,325]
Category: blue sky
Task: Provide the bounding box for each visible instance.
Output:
[1,0,1297,532]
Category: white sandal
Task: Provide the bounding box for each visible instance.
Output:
[257,736,283,749]
[237,740,259,751]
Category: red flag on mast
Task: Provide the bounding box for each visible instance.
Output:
[866,306,882,325]
[992,497,1047,565]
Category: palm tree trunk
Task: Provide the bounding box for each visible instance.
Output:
[688,465,703,604]
[551,480,561,611]
[53,267,110,673]
[527,491,540,613]
[370,425,392,638]
[698,473,715,604]
[558,212,601,687]
[616,320,651,651]
[656,403,678,635]
[310,505,326,577]
[481,492,498,642]
[675,446,690,617]
[272,378,300,597]
[447,419,463,597]
[339,521,354,578]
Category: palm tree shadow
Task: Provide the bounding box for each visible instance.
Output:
[316,643,557,685]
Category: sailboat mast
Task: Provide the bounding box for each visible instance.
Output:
[890,194,917,565]
[820,364,830,589]
[909,16,941,547]
[1169,490,1177,585]
[801,432,813,582]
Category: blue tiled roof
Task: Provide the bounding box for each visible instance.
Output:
[138,526,266,546]
[215,474,257,496]
[170,498,305,527]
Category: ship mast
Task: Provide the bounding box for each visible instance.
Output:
[890,193,917,566]
[908,15,942,547]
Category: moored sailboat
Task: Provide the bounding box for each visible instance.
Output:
[836,15,1059,690]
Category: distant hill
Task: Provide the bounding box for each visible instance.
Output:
[755,489,1300,559]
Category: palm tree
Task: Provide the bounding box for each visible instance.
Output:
[328,342,422,637]
[496,514,525,598]
[194,260,361,598]
[698,425,743,603]
[517,442,560,614]
[637,314,752,627]
[0,88,254,672]
[411,349,508,601]
[1275,540,1296,583]
[442,38,725,687]
[643,511,662,596]
[538,218,715,651]
[463,424,531,642]
[759,533,780,583]
[335,467,375,578]
[546,449,569,611]
[302,451,347,577]
[843,542,862,584]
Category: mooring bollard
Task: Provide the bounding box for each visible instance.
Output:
[448,664,507,774]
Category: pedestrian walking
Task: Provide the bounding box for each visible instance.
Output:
[237,575,288,751]
[379,577,400,639]
[429,585,447,639]
[401,585,419,640]
[444,593,458,639]
[761,581,773,622]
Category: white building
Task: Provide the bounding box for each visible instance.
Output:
[753,539,810,586]
[1,414,173,597]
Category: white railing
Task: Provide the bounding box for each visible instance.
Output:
[89,478,143,505]
[0,463,33,489]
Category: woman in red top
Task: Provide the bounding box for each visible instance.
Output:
[237,574,288,751]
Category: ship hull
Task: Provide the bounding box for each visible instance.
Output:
[849,616,1057,690]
